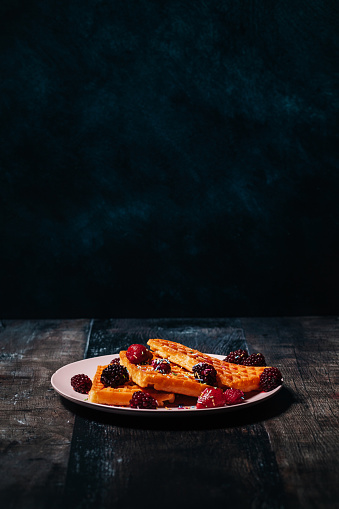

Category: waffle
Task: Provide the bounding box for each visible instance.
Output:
[88,364,175,406]
[147,339,268,392]
[120,351,211,397]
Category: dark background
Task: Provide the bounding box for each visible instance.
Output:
[0,0,338,319]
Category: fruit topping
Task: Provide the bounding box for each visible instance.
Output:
[223,388,244,405]
[223,349,248,364]
[196,387,226,409]
[192,362,217,386]
[100,364,129,388]
[126,344,152,364]
[71,374,92,394]
[242,353,266,366]
[130,391,158,409]
[110,358,121,365]
[152,358,171,374]
[259,367,283,392]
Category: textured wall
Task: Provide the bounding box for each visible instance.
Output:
[1,1,338,318]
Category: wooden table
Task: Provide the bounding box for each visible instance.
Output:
[1,317,338,509]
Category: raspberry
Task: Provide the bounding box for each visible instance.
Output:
[196,387,226,409]
[71,374,92,394]
[130,391,158,409]
[126,344,152,364]
[259,367,283,392]
[100,364,129,387]
[224,388,244,405]
[223,349,248,364]
[110,358,120,365]
[243,353,266,366]
[152,358,171,374]
[192,363,217,386]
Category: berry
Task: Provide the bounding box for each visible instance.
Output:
[126,344,152,364]
[101,364,129,387]
[192,363,217,386]
[130,391,158,409]
[110,358,120,365]
[243,353,266,366]
[224,388,244,405]
[223,349,248,364]
[196,387,226,409]
[71,374,92,394]
[259,367,283,392]
[152,358,171,374]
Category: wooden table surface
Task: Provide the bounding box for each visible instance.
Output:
[1,317,338,509]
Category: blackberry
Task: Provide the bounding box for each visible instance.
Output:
[223,349,248,364]
[110,358,120,365]
[126,344,152,364]
[259,367,283,392]
[224,388,244,405]
[192,363,217,386]
[101,364,129,388]
[243,353,266,366]
[152,358,171,374]
[71,374,92,394]
[130,391,158,409]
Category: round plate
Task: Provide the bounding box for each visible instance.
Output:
[51,353,283,416]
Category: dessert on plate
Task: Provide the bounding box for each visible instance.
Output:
[70,340,283,410]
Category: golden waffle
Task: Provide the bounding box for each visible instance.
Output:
[88,364,175,407]
[147,339,268,392]
[120,351,211,397]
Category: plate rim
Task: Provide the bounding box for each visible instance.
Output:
[51,353,283,416]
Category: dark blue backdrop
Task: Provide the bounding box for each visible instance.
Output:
[1,1,338,318]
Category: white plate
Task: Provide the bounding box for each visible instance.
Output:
[51,353,283,416]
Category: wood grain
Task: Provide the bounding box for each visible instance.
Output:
[1,317,337,509]
[0,319,90,509]
[241,317,339,509]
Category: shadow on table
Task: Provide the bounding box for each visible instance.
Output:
[61,386,295,431]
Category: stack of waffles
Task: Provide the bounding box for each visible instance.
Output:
[88,338,269,407]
